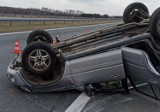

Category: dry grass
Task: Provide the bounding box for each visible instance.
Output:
[0,20,120,33]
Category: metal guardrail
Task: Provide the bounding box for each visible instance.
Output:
[0,17,122,26]
[0,17,122,22]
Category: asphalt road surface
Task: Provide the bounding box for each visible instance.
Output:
[1,23,160,112]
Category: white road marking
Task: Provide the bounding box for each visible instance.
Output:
[0,23,119,36]
[0,31,32,36]
[65,92,91,112]
[114,97,133,104]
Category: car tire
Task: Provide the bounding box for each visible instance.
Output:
[22,42,56,76]
[149,7,160,41]
[123,2,149,24]
[27,30,53,45]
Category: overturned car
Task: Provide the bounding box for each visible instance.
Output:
[7,2,160,96]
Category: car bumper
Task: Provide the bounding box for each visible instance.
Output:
[7,66,27,86]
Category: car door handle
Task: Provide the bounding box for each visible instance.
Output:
[149,79,158,84]
[111,74,120,79]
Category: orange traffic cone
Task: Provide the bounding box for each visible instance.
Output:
[55,33,60,43]
[13,40,21,54]
[84,29,89,34]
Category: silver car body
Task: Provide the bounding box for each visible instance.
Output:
[7,31,160,92]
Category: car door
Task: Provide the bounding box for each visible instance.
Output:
[69,49,126,86]
[122,47,160,100]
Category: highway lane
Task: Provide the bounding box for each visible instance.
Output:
[0,23,114,112]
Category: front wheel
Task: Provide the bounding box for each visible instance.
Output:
[22,42,57,76]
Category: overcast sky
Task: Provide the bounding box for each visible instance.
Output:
[0,0,159,15]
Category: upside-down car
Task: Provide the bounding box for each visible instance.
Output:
[7,2,160,96]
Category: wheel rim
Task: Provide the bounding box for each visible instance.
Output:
[130,9,138,16]
[32,35,49,43]
[130,9,140,19]
[129,8,147,22]
[28,49,51,72]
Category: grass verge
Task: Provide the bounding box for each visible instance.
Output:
[0,20,121,33]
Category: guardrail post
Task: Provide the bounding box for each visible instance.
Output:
[10,22,12,26]
[29,21,31,25]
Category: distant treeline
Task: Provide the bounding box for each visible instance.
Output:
[0,6,111,18]
[80,14,109,18]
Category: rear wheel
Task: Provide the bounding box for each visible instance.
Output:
[123,2,149,24]
[22,42,56,76]
[149,7,160,41]
[27,30,53,45]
